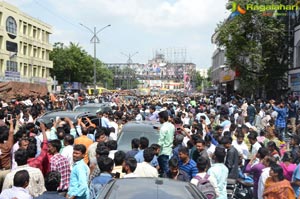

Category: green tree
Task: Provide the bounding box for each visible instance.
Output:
[193,71,212,92]
[50,42,113,88]
[216,0,293,98]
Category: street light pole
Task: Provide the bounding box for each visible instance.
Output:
[80,23,111,93]
[120,51,139,64]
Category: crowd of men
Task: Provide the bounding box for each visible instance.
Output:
[0,92,300,199]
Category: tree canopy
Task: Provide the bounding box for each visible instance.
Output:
[216,0,294,98]
[50,42,113,88]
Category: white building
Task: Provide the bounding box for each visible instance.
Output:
[198,68,208,78]
[0,1,53,89]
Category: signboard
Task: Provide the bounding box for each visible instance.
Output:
[63,82,82,90]
[5,71,20,80]
[184,74,191,91]
[149,80,162,87]
[290,73,300,91]
[220,69,235,83]
[32,77,47,84]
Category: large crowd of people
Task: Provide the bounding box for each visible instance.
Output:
[0,92,299,199]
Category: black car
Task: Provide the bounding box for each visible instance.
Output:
[117,121,160,152]
[73,103,112,114]
[37,110,97,124]
[97,177,206,199]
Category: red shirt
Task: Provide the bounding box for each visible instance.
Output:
[28,139,50,175]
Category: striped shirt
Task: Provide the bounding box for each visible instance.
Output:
[272,105,287,128]
[50,153,71,191]
[178,159,198,180]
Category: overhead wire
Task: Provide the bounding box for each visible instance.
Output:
[32,0,83,30]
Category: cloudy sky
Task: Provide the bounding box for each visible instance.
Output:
[8,0,229,69]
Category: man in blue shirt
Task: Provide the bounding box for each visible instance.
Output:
[270,100,287,140]
[134,137,158,168]
[90,156,113,199]
[178,146,198,180]
[146,106,159,121]
[66,144,90,199]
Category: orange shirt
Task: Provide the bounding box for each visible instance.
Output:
[74,135,93,164]
[50,93,57,102]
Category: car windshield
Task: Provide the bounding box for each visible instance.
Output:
[102,178,200,199]
[117,130,159,152]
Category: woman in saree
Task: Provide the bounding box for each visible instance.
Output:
[263,163,295,199]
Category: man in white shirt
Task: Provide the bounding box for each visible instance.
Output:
[134,147,158,177]
[247,132,262,161]
[0,170,32,199]
[109,115,119,136]
[232,132,249,164]
[101,111,112,129]
[3,149,45,197]
[257,156,276,199]
[61,134,74,169]
[123,157,138,178]
[215,95,222,109]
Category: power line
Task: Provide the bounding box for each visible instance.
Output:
[32,0,82,30]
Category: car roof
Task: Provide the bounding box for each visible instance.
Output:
[37,111,96,123]
[121,121,161,132]
[98,178,205,199]
[117,121,161,152]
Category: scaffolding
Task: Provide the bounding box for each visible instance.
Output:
[152,48,187,63]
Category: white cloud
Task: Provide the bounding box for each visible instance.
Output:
[6,0,229,67]
[50,0,228,29]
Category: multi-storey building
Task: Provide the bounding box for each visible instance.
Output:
[106,53,197,92]
[198,68,208,78]
[0,1,53,89]
[210,35,237,95]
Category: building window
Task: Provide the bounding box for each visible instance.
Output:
[33,48,37,57]
[23,64,27,76]
[42,68,45,77]
[0,36,3,50]
[23,45,27,55]
[6,60,18,72]
[6,41,18,52]
[33,67,37,77]
[6,16,17,39]
[23,24,27,35]
[33,28,36,38]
